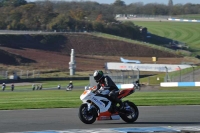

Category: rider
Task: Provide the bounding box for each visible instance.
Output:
[2,83,6,90]
[93,70,124,111]
[67,81,73,89]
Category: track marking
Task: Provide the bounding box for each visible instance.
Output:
[7,126,200,133]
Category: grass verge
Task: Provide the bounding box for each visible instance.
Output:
[0,89,200,110]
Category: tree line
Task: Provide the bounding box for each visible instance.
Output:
[0,0,199,39]
[114,0,200,15]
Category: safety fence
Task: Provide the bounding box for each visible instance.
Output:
[141,67,200,85]
[89,70,140,87]
[0,70,41,79]
[166,66,200,82]
[1,67,200,86]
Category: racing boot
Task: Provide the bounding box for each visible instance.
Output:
[118,101,125,112]
[114,98,125,112]
[109,92,124,112]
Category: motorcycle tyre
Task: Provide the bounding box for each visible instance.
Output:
[78,103,96,124]
[119,101,139,123]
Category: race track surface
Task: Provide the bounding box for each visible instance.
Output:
[1,106,200,133]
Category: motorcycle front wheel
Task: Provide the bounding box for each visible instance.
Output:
[119,101,139,123]
[78,103,96,124]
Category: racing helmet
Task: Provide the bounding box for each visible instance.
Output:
[93,70,104,82]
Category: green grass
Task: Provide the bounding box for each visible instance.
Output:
[132,21,200,55]
[133,91,200,106]
[0,89,200,110]
[1,79,200,110]
[0,90,82,110]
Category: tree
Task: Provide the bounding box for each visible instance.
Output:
[1,0,27,7]
[113,0,126,6]
[69,8,86,20]
[96,14,103,22]
[168,0,173,7]
[168,0,173,15]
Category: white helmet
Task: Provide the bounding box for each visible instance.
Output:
[70,81,72,83]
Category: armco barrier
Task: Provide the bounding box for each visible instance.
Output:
[116,84,134,89]
[168,18,200,22]
[160,82,200,87]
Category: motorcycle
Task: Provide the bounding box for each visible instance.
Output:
[78,84,139,124]
[66,85,73,91]
[2,84,6,91]
[11,84,14,91]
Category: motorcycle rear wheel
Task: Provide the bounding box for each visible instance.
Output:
[78,103,96,124]
[119,101,139,123]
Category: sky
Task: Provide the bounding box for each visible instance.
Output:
[27,0,200,5]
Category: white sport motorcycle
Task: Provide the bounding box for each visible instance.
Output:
[78,84,139,124]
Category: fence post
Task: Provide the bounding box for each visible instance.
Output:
[178,66,181,82]
[127,69,129,84]
[165,66,168,82]
[20,70,23,79]
[6,71,8,79]
[27,70,29,78]
[121,70,124,84]
[33,70,35,78]
[137,68,140,80]
[191,65,195,82]
[132,69,134,82]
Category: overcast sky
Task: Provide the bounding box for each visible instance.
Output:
[27,0,200,5]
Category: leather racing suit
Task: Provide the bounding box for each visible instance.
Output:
[95,75,123,109]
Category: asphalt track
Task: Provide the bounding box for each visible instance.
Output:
[1,106,200,133]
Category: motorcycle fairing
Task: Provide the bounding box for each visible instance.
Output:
[118,88,134,99]
[90,96,111,113]
[80,90,111,113]
[97,110,120,120]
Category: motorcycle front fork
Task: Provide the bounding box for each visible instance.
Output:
[86,103,96,111]
[86,102,98,117]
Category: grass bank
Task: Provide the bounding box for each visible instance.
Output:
[133,21,200,55]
